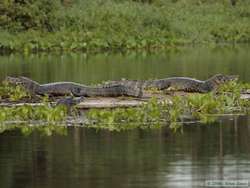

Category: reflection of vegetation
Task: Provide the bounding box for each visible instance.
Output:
[87,81,250,131]
[0,83,70,135]
[1,1,250,53]
[0,124,67,136]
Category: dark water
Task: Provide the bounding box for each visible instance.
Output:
[0,45,250,187]
[0,45,250,84]
[0,117,250,188]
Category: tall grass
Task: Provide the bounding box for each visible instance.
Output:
[0,0,250,52]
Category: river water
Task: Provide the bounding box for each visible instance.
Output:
[0,46,250,187]
[0,45,250,83]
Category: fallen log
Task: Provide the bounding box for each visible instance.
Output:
[0,96,171,109]
[0,93,249,109]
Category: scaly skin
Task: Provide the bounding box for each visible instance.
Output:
[4,74,237,98]
[4,76,143,98]
[104,74,238,93]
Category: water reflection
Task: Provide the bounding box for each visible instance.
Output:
[1,45,250,187]
[0,124,67,136]
[0,45,250,84]
[0,116,249,188]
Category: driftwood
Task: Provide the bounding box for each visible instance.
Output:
[0,95,171,109]
[0,100,146,109]
[0,93,249,109]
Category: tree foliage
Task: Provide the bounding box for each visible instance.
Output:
[0,0,249,52]
[0,0,60,32]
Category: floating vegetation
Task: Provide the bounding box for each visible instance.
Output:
[86,81,250,131]
[0,100,69,135]
[0,83,68,124]
[0,83,75,135]
[0,81,30,101]
[0,81,79,122]
[0,81,250,132]
[0,103,67,123]
[87,97,168,131]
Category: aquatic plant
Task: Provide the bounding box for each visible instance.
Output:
[0,89,67,123]
[0,81,249,132]
[86,81,250,131]
[87,97,167,131]
[0,104,67,123]
[0,84,70,135]
[0,82,30,101]
[0,83,74,136]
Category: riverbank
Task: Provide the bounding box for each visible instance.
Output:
[1,1,250,53]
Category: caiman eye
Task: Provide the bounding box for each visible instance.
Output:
[76,88,81,93]
[72,88,79,94]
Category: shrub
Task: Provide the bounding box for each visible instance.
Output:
[0,0,61,32]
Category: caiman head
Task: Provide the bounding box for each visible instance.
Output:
[205,74,238,90]
[4,76,22,85]
[3,76,40,93]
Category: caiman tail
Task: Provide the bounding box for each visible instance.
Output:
[5,76,143,98]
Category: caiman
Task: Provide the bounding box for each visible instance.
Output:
[4,76,143,97]
[103,74,238,93]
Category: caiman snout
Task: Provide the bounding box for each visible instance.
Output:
[209,74,239,84]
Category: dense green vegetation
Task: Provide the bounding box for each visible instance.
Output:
[0,83,68,123]
[1,0,250,53]
[87,81,250,131]
[0,80,250,132]
[0,101,67,123]
[0,83,68,135]
[0,81,30,101]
